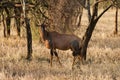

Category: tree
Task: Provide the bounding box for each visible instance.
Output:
[0,0,50,60]
[0,0,33,60]
[80,0,113,61]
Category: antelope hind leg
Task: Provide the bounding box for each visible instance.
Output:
[72,56,77,70]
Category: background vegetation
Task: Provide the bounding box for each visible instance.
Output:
[0,0,120,80]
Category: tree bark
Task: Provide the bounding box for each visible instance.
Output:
[25,18,32,60]
[21,0,32,60]
[1,11,6,37]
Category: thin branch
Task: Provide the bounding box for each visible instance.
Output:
[91,0,113,22]
[93,0,109,6]
[95,4,113,22]
[15,3,34,8]
[38,8,49,19]
[77,0,87,9]
[87,0,91,22]
[1,1,15,8]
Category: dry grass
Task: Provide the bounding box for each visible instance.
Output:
[0,9,120,80]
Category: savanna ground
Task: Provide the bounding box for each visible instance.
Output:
[0,9,120,80]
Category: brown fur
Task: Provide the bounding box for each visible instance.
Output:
[49,31,81,50]
[39,24,82,68]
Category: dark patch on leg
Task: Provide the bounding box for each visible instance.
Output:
[71,40,80,51]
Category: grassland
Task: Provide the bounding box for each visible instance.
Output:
[0,9,120,80]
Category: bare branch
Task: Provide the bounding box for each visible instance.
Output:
[95,4,113,22]
[93,0,110,5]
[15,3,34,8]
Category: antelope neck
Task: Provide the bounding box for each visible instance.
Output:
[41,27,50,41]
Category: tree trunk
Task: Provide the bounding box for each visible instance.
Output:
[1,11,6,37]
[80,2,112,61]
[6,16,11,36]
[14,7,21,36]
[81,20,98,60]
[86,0,91,22]
[114,7,118,35]
[5,8,11,36]
[94,0,98,17]
[21,0,32,60]
[25,18,32,60]
[16,17,21,36]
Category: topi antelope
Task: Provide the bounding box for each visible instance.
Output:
[39,23,82,68]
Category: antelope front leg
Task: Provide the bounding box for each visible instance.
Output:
[50,49,54,67]
[72,51,77,70]
[54,51,62,67]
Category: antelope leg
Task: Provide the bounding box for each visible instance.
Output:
[50,49,54,67]
[54,50,62,66]
[72,56,76,68]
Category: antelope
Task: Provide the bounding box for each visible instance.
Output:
[39,23,82,68]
